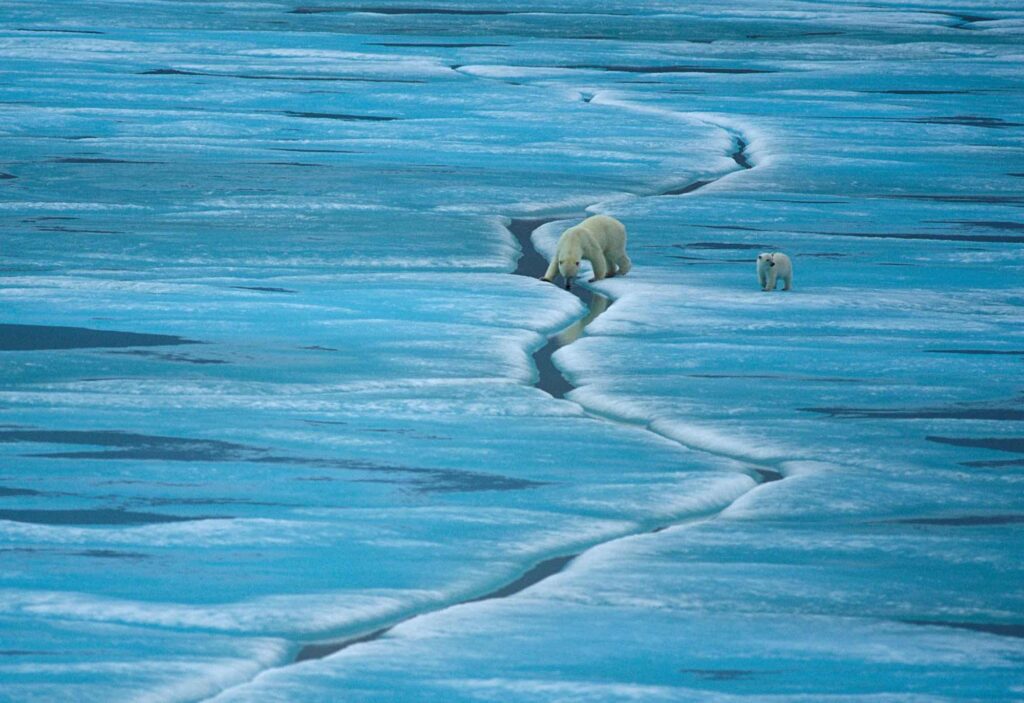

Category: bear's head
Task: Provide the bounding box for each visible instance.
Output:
[756,252,775,270]
[557,232,583,288]
[558,256,582,280]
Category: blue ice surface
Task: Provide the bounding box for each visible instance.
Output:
[1,1,1023,701]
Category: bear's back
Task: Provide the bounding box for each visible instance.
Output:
[579,215,626,249]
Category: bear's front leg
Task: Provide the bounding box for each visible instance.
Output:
[541,257,559,283]
[765,270,778,291]
[588,256,608,282]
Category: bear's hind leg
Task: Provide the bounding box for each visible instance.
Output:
[616,253,631,276]
[604,253,617,278]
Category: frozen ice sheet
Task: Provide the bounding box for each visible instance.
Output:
[209,518,1024,701]
[2,0,1023,701]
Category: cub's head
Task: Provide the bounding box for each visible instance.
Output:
[756,252,775,270]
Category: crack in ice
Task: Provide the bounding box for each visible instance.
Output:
[199,77,773,703]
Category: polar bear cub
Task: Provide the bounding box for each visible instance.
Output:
[756,252,793,291]
[542,215,631,290]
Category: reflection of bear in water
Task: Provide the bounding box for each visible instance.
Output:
[542,215,631,290]
[756,252,793,291]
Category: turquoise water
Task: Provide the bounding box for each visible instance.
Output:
[1,2,1022,700]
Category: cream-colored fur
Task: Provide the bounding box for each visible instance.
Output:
[542,215,631,289]
[756,252,793,291]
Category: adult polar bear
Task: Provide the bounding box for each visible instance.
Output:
[541,215,631,290]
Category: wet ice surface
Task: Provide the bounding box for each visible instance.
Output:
[2,1,1023,701]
